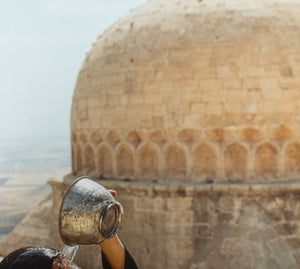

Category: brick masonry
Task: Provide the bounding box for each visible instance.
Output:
[68,0,300,268]
[50,178,300,269]
[71,126,300,182]
[71,0,300,183]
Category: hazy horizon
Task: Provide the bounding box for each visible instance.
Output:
[0,0,146,143]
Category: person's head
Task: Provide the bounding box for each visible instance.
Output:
[0,246,81,269]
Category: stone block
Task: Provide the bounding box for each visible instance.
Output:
[152,116,165,128]
[173,80,198,95]
[226,103,244,118]
[206,127,236,142]
[217,196,238,212]
[114,105,127,116]
[194,223,213,238]
[271,124,294,140]
[247,228,276,242]
[156,79,174,92]
[190,263,207,269]
[267,239,290,257]
[216,65,239,78]
[107,94,121,106]
[129,94,144,105]
[277,102,297,114]
[190,103,204,114]
[166,197,193,211]
[275,252,296,269]
[144,94,162,105]
[261,259,280,269]
[194,66,217,79]
[217,212,235,223]
[183,114,201,127]
[152,104,167,116]
[240,127,263,142]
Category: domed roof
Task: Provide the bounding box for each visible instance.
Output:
[71,0,300,182]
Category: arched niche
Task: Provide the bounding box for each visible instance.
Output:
[97,143,113,178]
[116,144,134,178]
[255,143,278,178]
[193,143,217,178]
[207,128,235,143]
[178,129,199,143]
[90,130,102,143]
[224,142,247,181]
[285,141,300,175]
[105,130,121,147]
[84,144,95,172]
[165,143,186,178]
[240,127,262,142]
[137,143,159,179]
[272,124,294,141]
[75,143,83,173]
[80,132,88,144]
[149,129,168,145]
[126,130,142,148]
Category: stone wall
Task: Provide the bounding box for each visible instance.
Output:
[50,177,300,269]
[65,1,300,268]
[70,0,300,182]
[71,124,300,182]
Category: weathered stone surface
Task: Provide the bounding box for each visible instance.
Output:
[45,178,300,269]
[3,176,300,269]
[70,0,300,182]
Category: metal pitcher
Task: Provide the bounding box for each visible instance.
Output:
[59,177,123,246]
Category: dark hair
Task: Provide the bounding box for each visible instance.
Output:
[0,246,60,269]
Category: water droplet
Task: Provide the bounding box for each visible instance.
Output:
[61,245,79,262]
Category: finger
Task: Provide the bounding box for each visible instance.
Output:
[109,190,117,197]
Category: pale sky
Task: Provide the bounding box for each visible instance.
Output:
[0,0,146,142]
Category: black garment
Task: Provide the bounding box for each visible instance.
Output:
[102,248,138,269]
[0,247,59,269]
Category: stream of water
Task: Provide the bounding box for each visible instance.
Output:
[61,245,79,262]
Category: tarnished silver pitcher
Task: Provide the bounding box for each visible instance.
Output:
[59,177,123,246]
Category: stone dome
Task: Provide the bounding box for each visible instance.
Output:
[71,0,300,182]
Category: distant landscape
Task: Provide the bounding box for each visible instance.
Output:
[0,139,70,173]
[0,139,71,243]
